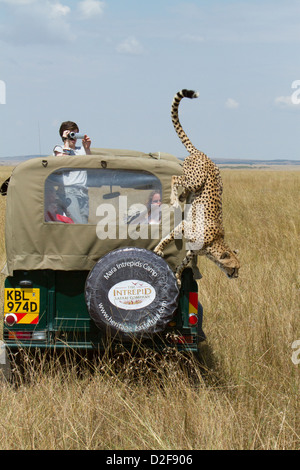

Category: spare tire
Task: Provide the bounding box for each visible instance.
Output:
[85,247,179,340]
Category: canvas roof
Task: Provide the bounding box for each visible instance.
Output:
[4,149,186,275]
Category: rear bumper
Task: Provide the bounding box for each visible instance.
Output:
[2,330,203,353]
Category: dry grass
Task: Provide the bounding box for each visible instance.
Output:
[0,166,299,450]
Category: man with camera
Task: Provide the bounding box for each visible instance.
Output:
[53,121,91,156]
[51,121,91,224]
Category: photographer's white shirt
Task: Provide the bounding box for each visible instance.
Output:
[53,145,85,156]
[53,145,87,186]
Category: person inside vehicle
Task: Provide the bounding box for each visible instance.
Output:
[146,190,162,224]
[52,121,91,224]
[126,190,162,225]
[44,182,74,224]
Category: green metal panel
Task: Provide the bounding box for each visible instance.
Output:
[54,271,90,330]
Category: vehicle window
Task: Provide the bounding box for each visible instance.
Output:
[44,168,162,225]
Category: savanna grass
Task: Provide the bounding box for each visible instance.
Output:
[0,166,299,450]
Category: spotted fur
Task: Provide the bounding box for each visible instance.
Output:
[154,89,240,284]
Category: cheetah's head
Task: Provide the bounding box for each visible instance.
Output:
[218,250,240,279]
[206,246,240,279]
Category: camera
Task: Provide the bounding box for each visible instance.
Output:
[69,132,85,140]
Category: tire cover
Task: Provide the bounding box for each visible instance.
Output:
[85,247,179,340]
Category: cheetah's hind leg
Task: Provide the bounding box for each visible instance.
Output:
[175,250,196,287]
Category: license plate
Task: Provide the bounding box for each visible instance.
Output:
[4,288,40,324]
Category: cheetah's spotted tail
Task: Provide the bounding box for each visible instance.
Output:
[171,89,199,154]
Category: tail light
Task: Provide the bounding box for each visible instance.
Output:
[6,330,46,341]
[177,335,194,344]
[167,334,195,345]
[188,313,198,326]
[4,313,17,326]
[8,331,32,340]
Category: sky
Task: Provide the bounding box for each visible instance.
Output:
[1,0,300,160]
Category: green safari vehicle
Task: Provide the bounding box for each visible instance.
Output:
[0,148,205,378]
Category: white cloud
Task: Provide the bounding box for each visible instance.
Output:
[78,0,105,19]
[274,95,294,108]
[0,0,75,45]
[116,36,144,55]
[274,92,300,110]
[50,3,70,18]
[225,98,239,109]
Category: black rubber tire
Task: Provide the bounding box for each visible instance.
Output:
[85,247,179,340]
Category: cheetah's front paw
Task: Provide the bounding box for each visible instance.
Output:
[153,248,164,258]
[175,273,181,288]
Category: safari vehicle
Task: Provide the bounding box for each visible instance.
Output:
[0,149,205,378]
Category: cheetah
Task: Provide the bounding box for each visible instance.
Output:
[154,89,240,284]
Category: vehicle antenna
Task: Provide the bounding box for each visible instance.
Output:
[38,121,42,156]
